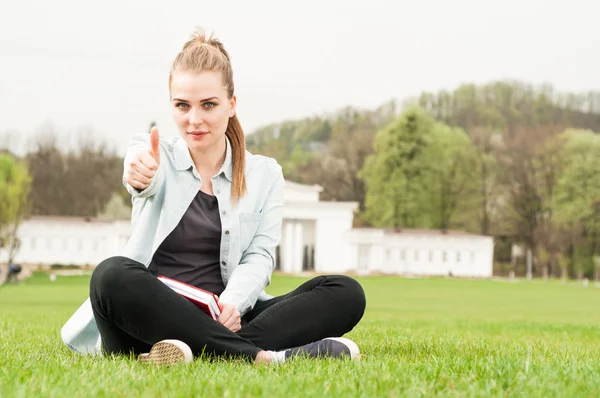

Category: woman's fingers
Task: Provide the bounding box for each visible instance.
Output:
[127,178,147,190]
[217,304,241,332]
[125,149,159,190]
[127,170,151,186]
[137,151,158,176]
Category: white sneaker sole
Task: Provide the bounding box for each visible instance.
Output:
[138,339,193,365]
[324,337,361,361]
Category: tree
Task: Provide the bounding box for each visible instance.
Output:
[466,128,502,235]
[360,107,432,228]
[319,125,376,208]
[65,128,124,217]
[421,123,474,231]
[552,129,600,279]
[0,154,31,280]
[97,192,132,220]
[26,125,125,217]
[294,114,379,209]
[26,126,67,215]
[497,124,566,276]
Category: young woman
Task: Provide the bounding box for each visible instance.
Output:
[61,29,366,365]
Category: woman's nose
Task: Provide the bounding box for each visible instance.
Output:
[189,108,204,126]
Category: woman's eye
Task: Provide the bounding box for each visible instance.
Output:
[203,102,216,109]
[176,103,189,109]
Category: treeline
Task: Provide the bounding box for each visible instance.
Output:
[247,81,600,279]
[1,126,129,219]
[416,81,600,132]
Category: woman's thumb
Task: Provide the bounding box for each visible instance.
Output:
[150,126,160,163]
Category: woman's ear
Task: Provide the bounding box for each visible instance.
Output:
[229,95,237,117]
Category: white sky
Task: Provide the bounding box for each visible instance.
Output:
[0,0,597,154]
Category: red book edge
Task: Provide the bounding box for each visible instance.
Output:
[157,275,221,319]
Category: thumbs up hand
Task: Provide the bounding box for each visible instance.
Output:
[125,127,161,191]
[149,126,160,164]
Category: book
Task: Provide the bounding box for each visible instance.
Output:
[157,276,221,320]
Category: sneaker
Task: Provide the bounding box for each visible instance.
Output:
[274,337,360,362]
[138,339,193,365]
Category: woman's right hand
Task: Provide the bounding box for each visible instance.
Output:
[125,127,161,191]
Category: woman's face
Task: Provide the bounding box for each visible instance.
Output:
[170,70,236,153]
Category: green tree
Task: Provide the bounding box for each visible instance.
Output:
[552,129,600,279]
[360,107,432,228]
[0,154,31,277]
[421,123,474,230]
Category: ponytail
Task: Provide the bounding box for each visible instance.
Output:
[225,114,247,203]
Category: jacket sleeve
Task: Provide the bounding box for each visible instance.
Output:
[122,133,165,199]
[218,160,284,315]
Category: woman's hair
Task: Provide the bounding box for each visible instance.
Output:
[170,29,247,203]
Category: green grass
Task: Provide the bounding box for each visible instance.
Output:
[1,273,600,397]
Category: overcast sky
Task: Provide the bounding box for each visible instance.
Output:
[0,0,597,154]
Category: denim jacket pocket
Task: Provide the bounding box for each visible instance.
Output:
[239,212,262,253]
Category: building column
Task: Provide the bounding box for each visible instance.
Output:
[293,221,304,272]
[284,221,295,273]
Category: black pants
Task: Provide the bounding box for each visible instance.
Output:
[89,256,366,360]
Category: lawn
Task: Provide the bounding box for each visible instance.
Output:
[1,272,600,397]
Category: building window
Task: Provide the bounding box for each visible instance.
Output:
[414,250,419,261]
[457,252,461,262]
[63,239,68,251]
[357,244,371,271]
[443,251,447,262]
[429,251,433,262]
[401,250,406,261]
[46,238,52,250]
[31,237,36,250]
[471,252,476,262]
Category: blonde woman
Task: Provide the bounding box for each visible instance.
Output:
[61,30,366,365]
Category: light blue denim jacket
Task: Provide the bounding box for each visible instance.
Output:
[60,133,284,354]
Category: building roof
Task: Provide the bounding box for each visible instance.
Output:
[284,180,324,193]
[24,215,128,223]
[352,227,481,237]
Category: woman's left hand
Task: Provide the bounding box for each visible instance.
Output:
[217,303,241,332]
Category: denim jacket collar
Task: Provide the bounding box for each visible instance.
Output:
[173,136,233,182]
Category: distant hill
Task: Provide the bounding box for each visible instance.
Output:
[247,80,600,154]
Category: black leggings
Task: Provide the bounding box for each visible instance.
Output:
[89,256,366,360]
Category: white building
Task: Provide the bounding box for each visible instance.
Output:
[1,180,494,277]
[6,216,131,267]
[279,181,358,274]
[345,228,494,277]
